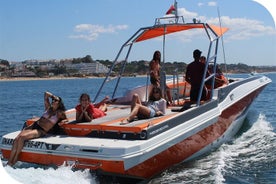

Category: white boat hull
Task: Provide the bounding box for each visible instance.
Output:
[1,75,271,180]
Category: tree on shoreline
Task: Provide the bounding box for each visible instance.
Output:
[1,57,276,78]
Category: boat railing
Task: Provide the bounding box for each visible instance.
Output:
[145,72,151,102]
[196,25,221,106]
[93,15,228,106]
[172,68,180,105]
[154,15,185,25]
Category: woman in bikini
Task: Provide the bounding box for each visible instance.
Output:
[121,86,167,124]
[7,91,67,166]
[149,50,173,105]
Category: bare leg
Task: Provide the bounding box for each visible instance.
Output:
[130,94,141,111]
[98,103,107,112]
[94,96,109,108]
[166,88,173,105]
[94,96,109,112]
[129,104,151,121]
[123,104,151,123]
[121,94,150,125]
[7,136,20,166]
[128,105,140,121]
[8,129,40,166]
[100,96,109,104]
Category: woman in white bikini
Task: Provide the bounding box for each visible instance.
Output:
[7,91,67,166]
[121,86,167,124]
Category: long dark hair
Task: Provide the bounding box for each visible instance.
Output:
[79,93,91,103]
[57,96,66,111]
[148,86,163,101]
[47,96,66,134]
[152,50,161,64]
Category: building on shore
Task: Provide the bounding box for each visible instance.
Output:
[6,59,110,77]
[64,62,109,75]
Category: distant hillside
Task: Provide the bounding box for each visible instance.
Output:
[1,57,276,78]
[105,60,276,75]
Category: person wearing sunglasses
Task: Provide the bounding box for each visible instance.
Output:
[7,91,67,166]
[121,86,167,125]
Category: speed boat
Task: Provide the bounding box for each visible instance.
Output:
[0,6,271,181]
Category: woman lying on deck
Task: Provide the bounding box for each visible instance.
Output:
[75,93,109,123]
[121,86,167,125]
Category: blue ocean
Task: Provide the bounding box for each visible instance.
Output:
[0,73,275,184]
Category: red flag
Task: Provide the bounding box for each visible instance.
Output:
[166,5,176,15]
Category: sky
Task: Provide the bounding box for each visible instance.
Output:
[0,0,276,66]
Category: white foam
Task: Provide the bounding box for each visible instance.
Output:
[212,113,276,182]
[0,162,21,184]
[1,163,98,184]
[152,113,276,183]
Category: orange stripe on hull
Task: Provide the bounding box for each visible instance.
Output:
[1,149,125,174]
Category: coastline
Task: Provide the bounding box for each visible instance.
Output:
[0,75,148,82]
[1,72,275,82]
[0,76,85,82]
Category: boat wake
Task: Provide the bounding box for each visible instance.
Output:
[151,113,276,184]
[1,162,98,184]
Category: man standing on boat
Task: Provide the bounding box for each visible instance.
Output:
[185,49,207,102]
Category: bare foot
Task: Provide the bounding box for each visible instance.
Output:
[120,119,130,125]
[103,96,109,103]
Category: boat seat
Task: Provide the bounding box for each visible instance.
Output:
[26,104,179,139]
[61,105,178,139]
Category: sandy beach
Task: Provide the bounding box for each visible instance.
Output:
[0,75,149,82]
[0,77,84,81]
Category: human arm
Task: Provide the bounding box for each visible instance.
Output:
[156,98,166,115]
[58,119,69,126]
[57,111,68,126]
[185,67,191,84]
[44,91,57,110]
[75,104,93,122]
[149,99,166,116]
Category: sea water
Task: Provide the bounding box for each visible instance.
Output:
[0,73,275,184]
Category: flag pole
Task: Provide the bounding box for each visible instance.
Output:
[174,0,178,23]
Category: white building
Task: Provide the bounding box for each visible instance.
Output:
[65,62,109,74]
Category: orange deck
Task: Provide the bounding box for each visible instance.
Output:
[26,104,180,138]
